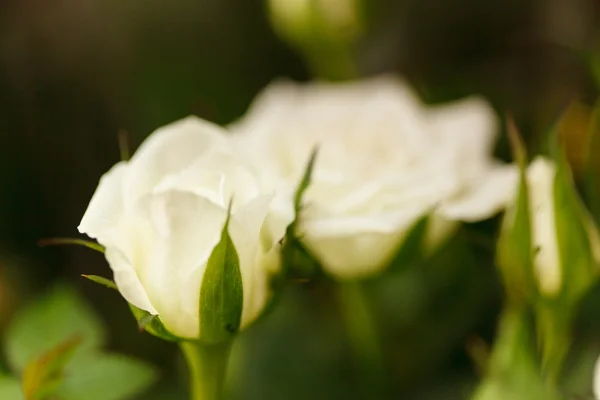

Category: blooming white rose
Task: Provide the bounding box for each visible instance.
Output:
[231,76,517,279]
[78,116,293,339]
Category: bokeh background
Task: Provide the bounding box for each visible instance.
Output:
[1,0,600,399]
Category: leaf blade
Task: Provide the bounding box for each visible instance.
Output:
[4,285,105,372]
[21,336,82,400]
[57,353,156,400]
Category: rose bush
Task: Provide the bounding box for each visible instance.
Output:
[232,76,517,279]
[78,116,293,339]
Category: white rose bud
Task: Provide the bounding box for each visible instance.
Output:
[498,152,600,378]
[78,116,293,340]
[526,157,563,296]
[231,76,517,279]
[503,155,600,299]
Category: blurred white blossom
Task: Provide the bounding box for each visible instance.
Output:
[231,76,516,279]
[79,116,293,339]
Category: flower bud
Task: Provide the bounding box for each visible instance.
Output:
[267,0,363,46]
[497,152,600,377]
[532,156,599,299]
[266,0,365,78]
[78,116,294,340]
[499,154,600,299]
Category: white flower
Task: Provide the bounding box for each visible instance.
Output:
[231,76,517,279]
[78,116,293,339]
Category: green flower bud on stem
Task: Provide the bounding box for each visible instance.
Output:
[533,149,600,381]
[495,121,600,384]
[266,0,365,79]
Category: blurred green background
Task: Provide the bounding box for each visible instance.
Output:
[1,0,600,399]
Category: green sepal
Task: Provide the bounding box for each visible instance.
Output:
[496,120,535,304]
[271,148,318,290]
[199,203,244,344]
[243,148,318,326]
[552,150,599,305]
[81,275,117,290]
[81,275,179,342]
[293,148,318,213]
[584,98,600,225]
[127,306,179,342]
[38,238,105,253]
[281,148,318,277]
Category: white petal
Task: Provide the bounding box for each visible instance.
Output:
[439,164,519,222]
[78,162,128,247]
[302,227,409,280]
[105,247,157,315]
[300,178,436,279]
[229,196,276,328]
[429,96,497,169]
[124,116,230,204]
[261,183,295,251]
[229,80,298,135]
[304,163,459,228]
[131,191,228,338]
[153,148,261,209]
[231,76,430,183]
[301,208,425,279]
[233,195,274,244]
[527,157,561,296]
[302,209,423,236]
[425,214,459,253]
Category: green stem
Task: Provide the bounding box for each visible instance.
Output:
[336,281,386,396]
[472,306,559,400]
[486,306,534,374]
[179,340,233,400]
[305,44,358,81]
[535,304,570,385]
